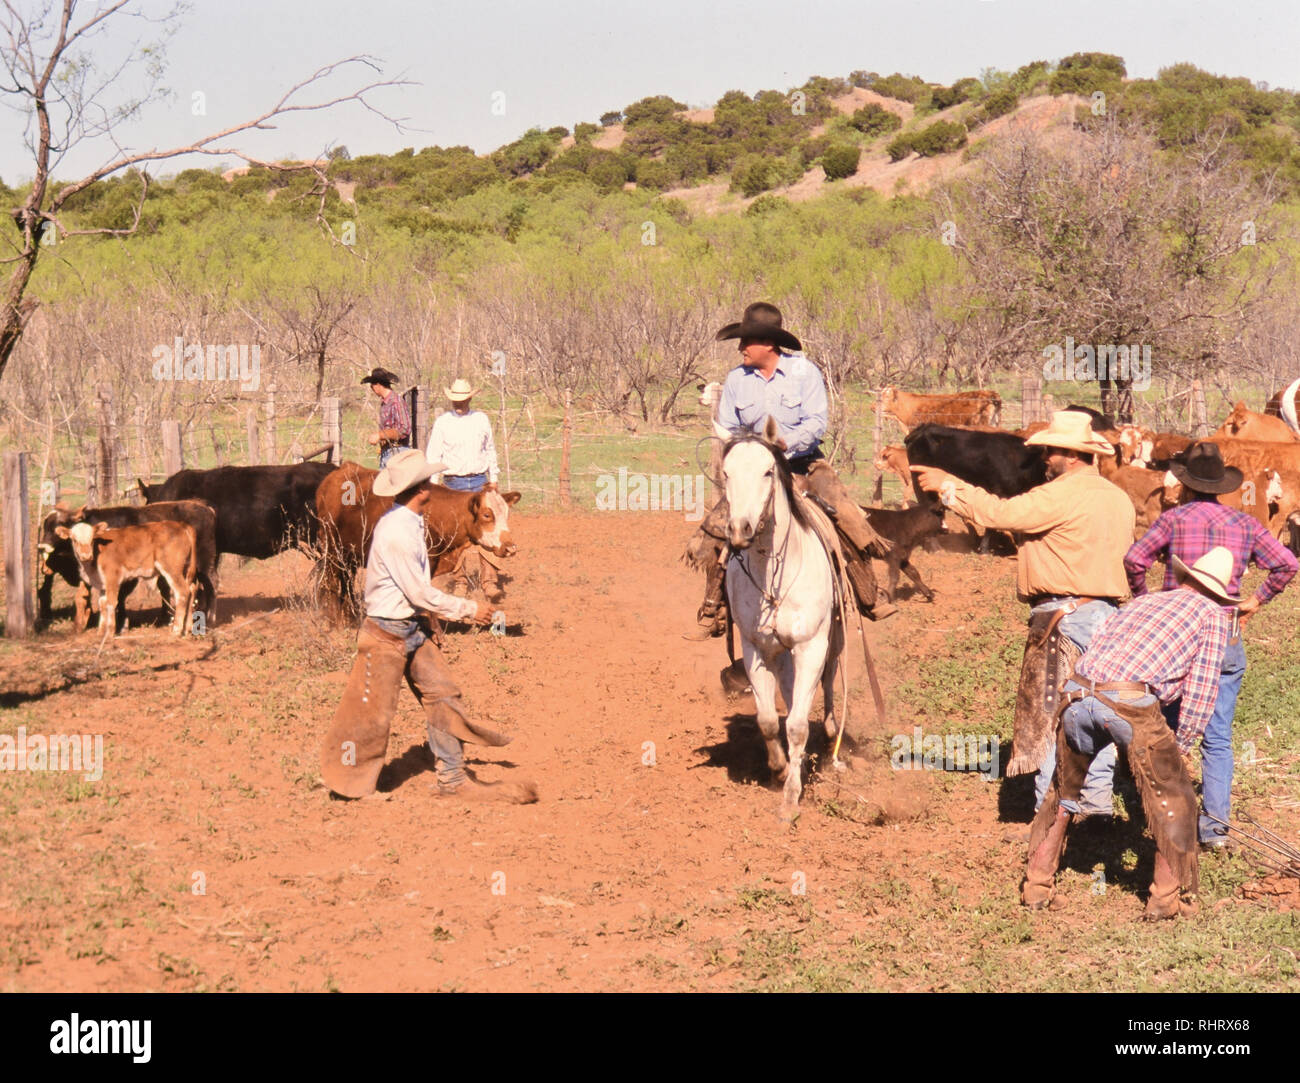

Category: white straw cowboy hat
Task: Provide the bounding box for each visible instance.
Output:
[1172,546,1241,605]
[374,449,443,497]
[1024,410,1114,456]
[444,378,478,402]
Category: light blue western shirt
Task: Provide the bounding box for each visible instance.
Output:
[716,352,827,458]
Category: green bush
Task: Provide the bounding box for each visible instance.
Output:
[822,143,861,180]
[871,73,931,104]
[1058,52,1126,77]
[632,159,677,191]
[599,110,623,126]
[930,78,980,111]
[849,103,903,137]
[798,135,832,166]
[971,86,1019,126]
[730,154,779,197]
[886,133,914,162]
[574,122,599,142]
[623,95,686,127]
[744,194,791,217]
[908,119,968,157]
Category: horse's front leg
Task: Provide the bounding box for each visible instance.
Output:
[780,634,830,822]
[744,642,786,780]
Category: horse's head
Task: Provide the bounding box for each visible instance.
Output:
[721,416,795,549]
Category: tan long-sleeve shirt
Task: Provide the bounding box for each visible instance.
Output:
[942,466,1135,602]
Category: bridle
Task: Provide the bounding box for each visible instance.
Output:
[730,457,800,612]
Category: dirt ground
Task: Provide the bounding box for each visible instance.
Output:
[2,509,1298,992]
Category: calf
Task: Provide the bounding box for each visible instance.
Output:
[38,500,219,630]
[873,444,913,502]
[881,387,1002,428]
[1264,377,1300,434]
[1097,458,1169,535]
[55,520,198,639]
[862,503,944,602]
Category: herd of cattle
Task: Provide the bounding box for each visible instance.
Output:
[863,387,1300,601]
[35,461,520,637]
[32,383,1300,636]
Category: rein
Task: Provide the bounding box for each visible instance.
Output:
[731,478,800,615]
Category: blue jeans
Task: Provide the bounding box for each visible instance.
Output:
[442,473,487,492]
[1033,599,1119,816]
[379,445,405,468]
[1057,682,1158,814]
[1162,634,1246,843]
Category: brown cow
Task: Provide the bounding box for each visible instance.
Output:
[56,520,197,639]
[1098,458,1168,535]
[315,461,521,623]
[1213,401,1300,443]
[880,387,1001,428]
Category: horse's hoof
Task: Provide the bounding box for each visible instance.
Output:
[830,758,849,774]
[778,803,801,825]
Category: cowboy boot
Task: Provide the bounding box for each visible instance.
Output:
[685,547,728,640]
[1022,805,1071,910]
[1142,852,1198,920]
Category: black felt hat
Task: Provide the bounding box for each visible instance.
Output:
[1170,442,1243,495]
[715,302,802,352]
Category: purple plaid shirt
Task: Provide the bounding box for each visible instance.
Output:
[379,391,411,443]
[1125,500,1297,605]
[1078,589,1229,752]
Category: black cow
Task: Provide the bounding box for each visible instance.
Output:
[138,462,335,560]
[904,423,1047,504]
[38,500,219,630]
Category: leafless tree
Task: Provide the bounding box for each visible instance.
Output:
[0,0,410,382]
[936,112,1285,421]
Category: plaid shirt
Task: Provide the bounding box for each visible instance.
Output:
[1078,589,1229,752]
[378,391,411,444]
[1125,500,1297,605]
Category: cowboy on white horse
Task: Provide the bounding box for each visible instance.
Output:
[685,302,895,639]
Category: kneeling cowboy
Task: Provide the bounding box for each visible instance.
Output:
[1023,547,1235,919]
[686,302,894,639]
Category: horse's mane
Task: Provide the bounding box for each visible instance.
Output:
[721,433,812,532]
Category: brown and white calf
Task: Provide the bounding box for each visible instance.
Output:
[55,520,199,638]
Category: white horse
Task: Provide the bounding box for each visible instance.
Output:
[719,416,843,822]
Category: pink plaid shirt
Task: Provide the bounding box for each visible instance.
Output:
[1077,588,1229,753]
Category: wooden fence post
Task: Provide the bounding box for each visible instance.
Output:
[1190,379,1209,437]
[407,386,428,453]
[322,396,341,465]
[1022,375,1043,426]
[1043,393,1055,418]
[3,451,35,636]
[262,383,277,464]
[558,388,572,508]
[246,411,259,465]
[162,421,183,477]
[96,384,117,503]
[872,392,884,504]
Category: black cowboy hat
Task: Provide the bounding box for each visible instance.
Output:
[715,302,802,353]
[360,367,399,388]
[1170,441,1243,495]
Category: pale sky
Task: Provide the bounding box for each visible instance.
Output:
[0,0,1296,183]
